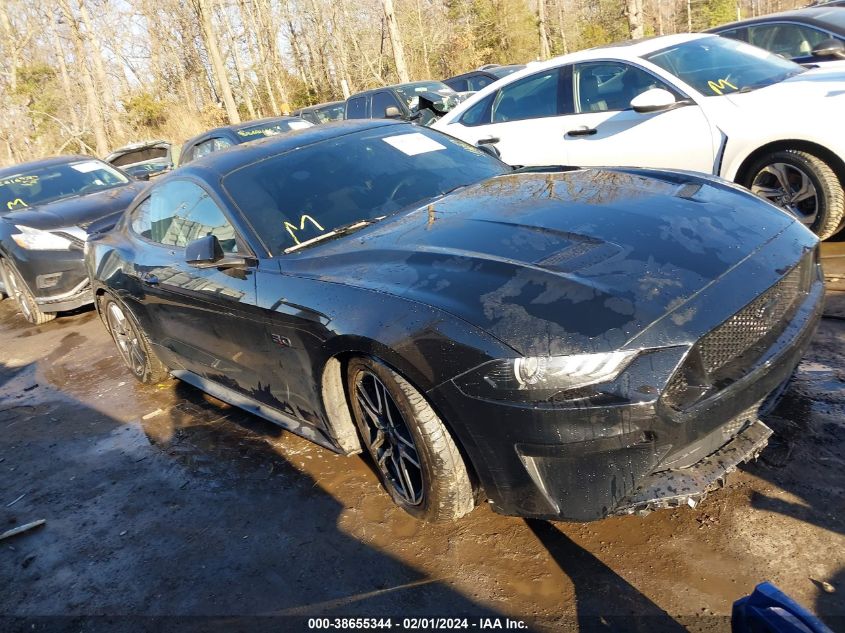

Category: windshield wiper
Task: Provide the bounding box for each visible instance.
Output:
[284,217,383,253]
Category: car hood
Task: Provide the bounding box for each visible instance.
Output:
[1,183,144,233]
[286,169,798,356]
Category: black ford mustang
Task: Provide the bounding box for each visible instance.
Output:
[0,156,145,324]
[86,120,823,522]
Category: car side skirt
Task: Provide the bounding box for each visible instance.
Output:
[170,369,344,454]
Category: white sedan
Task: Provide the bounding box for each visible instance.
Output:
[433,34,845,238]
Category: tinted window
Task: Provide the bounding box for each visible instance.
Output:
[445,77,469,92]
[130,198,152,239]
[0,159,129,210]
[191,139,217,160]
[491,69,562,123]
[467,75,495,91]
[574,62,673,113]
[148,180,238,253]
[346,96,368,119]
[644,36,804,95]
[459,93,494,126]
[715,26,749,42]
[223,127,508,255]
[314,103,345,122]
[372,91,403,118]
[110,147,168,167]
[747,23,830,58]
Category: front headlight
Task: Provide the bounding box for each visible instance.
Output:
[455,351,638,401]
[11,225,74,251]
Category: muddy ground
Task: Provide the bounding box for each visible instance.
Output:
[1,251,844,633]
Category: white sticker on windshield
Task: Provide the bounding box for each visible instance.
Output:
[382,133,446,156]
[288,121,312,130]
[70,160,102,173]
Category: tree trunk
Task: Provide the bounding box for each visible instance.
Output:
[382,0,409,83]
[538,0,551,59]
[48,9,81,133]
[76,0,125,139]
[59,0,108,155]
[556,0,569,54]
[194,0,240,124]
[0,4,18,93]
[221,7,257,119]
[626,0,644,39]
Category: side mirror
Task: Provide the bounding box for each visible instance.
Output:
[630,88,678,113]
[186,235,224,267]
[812,38,845,59]
[384,106,402,119]
[477,143,501,159]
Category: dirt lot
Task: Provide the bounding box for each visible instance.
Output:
[1,252,844,633]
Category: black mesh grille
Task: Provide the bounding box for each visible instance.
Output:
[664,257,812,411]
[697,263,805,375]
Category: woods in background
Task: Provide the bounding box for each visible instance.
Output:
[0,0,804,164]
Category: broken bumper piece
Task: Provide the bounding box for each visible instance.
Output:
[614,419,773,516]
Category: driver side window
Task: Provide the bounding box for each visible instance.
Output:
[146,180,238,253]
[573,62,675,113]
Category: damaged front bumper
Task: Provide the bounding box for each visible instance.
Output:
[613,417,772,516]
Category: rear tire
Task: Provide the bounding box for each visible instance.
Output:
[101,294,169,384]
[0,259,56,325]
[347,356,475,522]
[743,149,844,240]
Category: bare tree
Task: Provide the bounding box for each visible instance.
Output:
[382,0,409,82]
[192,0,240,124]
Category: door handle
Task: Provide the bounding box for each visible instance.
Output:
[140,272,159,286]
[566,126,597,137]
[477,136,500,145]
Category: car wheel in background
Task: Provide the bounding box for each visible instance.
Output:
[0,259,56,325]
[347,356,475,522]
[101,294,168,384]
[744,149,845,240]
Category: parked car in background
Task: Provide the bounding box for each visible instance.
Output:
[179,116,313,165]
[105,140,173,179]
[0,156,145,323]
[443,64,527,92]
[345,81,465,125]
[708,6,845,68]
[293,101,346,124]
[434,33,845,239]
[88,120,821,523]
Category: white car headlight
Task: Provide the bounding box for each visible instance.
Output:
[455,350,639,401]
[512,351,636,390]
[11,225,74,251]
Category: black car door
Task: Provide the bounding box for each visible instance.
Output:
[127,178,263,393]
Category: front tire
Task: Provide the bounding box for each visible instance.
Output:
[744,149,845,240]
[0,259,56,325]
[101,294,168,384]
[347,357,475,522]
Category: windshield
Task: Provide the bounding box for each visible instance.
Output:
[644,36,804,95]
[0,160,129,211]
[394,82,457,108]
[235,118,313,140]
[223,126,508,255]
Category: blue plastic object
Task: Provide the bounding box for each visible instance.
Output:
[732,582,833,633]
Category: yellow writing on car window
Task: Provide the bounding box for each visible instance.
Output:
[6,198,27,210]
[0,175,39,188]
[707,78,737,95]
[284,214,324,244]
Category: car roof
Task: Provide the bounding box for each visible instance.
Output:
[0,155,95,179]
[168,119,404,179]
[707,6,845,32]
[303,101,344,111]
[183,116,304,147]
[445,70,496,81]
